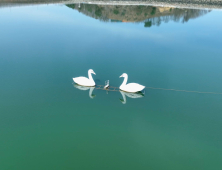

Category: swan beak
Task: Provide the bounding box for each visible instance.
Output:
[119,75,123,78]
[93,71,96,75]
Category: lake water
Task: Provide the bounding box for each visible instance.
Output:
[0,3,222,170]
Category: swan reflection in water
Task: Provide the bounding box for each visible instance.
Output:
[73,84,145,102]
[119,90,144,104]
[74,84,96,99]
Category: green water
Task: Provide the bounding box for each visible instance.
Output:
[0,4,222,170]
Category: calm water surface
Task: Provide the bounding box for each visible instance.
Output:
[0,4,222,170]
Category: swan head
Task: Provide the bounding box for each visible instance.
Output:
[119,73,127,78]
[89,69,96,75]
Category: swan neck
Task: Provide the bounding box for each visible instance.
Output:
[88,71,95,83]
[121,75,128,86]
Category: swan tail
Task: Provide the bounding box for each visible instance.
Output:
[73,78,78,84]
[140,85,145,91]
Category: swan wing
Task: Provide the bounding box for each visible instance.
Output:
[121,83,145,93]
[73,77,95,86]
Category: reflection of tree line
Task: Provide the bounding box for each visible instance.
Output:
[66,4,210,27]
[144,8,210,27]
[67,4,109,21]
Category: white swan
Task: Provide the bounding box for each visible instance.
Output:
[73,69,96,86]
[120,91,144,104]
[119,73,145,93]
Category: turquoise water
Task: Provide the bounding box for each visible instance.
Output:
[0,4,222,170]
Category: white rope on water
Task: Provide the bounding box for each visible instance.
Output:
[145,87,222,95]
[95,84,222,95]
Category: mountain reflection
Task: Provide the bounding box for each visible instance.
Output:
[67,4,211,27]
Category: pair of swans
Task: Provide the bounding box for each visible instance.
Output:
[73,69,145,93]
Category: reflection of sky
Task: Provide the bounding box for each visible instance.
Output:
[0,5,221,41]
[1,5,222,41]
